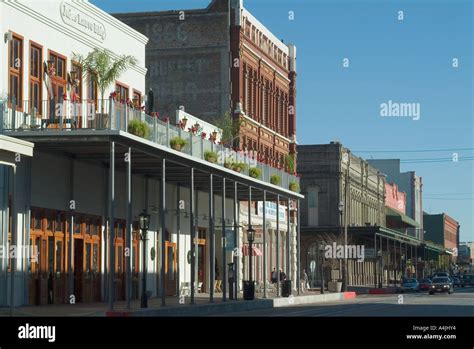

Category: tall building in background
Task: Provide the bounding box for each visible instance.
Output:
[114,0,298,169]
[368,159,423,230]
[423,213,460,252]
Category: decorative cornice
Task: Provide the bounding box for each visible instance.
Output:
[4,0,147,76]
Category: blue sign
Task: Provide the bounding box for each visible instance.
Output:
[225,229,235,251]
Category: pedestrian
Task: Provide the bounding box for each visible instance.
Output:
[279,269,286,282]
[271,268,277,283]
[302,269,309,292]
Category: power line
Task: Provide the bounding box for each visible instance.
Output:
[354,147,474,153]
[423,197,474,201]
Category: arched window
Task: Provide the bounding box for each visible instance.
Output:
[307,186,320,226]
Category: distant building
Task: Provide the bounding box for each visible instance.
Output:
[458,243,471,265]
[423,213,460,252]
[368,159,423,230]
[114,0,298,168]
[385,183,406,215]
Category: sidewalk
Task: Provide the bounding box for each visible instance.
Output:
[349,285,401,295]
[0,290,356,317]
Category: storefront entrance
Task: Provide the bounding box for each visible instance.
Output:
[165,241,177,296]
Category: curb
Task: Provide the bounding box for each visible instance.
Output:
[368,287,399,295]
[260,292,356,308]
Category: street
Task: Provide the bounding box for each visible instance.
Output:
[225,287,474,317]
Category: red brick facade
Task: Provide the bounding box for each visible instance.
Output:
[231,5,297,171]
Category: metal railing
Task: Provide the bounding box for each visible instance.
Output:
[0,97,300,192]
[390,227,424,240]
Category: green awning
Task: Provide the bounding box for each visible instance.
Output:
[386,207,420,228]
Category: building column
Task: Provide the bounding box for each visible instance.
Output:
[125,147,132,309]
[108,141,115,311]
[276,195,280,297]
[221,178,226,302]
[190,168,195,305]
[160,159,166,306]
[209,174,215,303]
[263,190,267,298]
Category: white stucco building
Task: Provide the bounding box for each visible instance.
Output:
[0,0,302,309]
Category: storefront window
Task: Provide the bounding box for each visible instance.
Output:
[56,241,62,273]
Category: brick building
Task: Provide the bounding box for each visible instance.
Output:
[423,213,460,251]
[114,0,297,169]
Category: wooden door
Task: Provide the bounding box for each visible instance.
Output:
[74,239,83,303]
[165,242,177,296]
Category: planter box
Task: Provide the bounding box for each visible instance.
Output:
[328,281,342,292]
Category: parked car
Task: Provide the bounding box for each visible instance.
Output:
[433,272,450,278]
[419,278,432,291]
[451,276,461,287]
[429,277,454,295]
[401,278,420,292]
[461,274,474,287]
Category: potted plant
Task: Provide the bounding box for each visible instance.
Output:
[73,48,137,121]
[128,119,150,139]
[204,150,218,163]
[270,174,281,185]
[289,181,300,192]
[232,162,246,173]
[170,136,187,151]
[285,154,295,174]
[224,158,234,169]
[248,167,261,179]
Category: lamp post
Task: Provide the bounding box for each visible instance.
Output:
[319,243,325,294]
[247,226,255,282]
[139,210,150,308]
[377,249,383,288]
[338,201,347,291]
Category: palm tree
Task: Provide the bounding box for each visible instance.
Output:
[73,48,138,118]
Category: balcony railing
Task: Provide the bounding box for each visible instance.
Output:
[0,98,300,193]
[390,227,424,241]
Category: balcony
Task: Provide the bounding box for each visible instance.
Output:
[0,98,300,192]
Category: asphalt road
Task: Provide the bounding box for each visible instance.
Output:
[226,287,474,317]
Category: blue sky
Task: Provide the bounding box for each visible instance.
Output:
[91,0,473,242]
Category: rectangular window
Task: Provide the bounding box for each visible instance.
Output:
[117,246,123,273]
[55,213,62,233]
[9,33,23,109]
[56,241,62,273]
[85,243,91,274]
[93,244,99,273]
[29,42,42,115]
[87,74,97,110]
[71,63,82,101]
[132,90,141,109]
[132,246,137,273]
[115,82,129,102]
[48,236,54,273]
[48,51,67,117]
[116,221,123,238]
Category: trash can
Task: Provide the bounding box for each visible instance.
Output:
[243,281,255,300]
[282,280,292,297]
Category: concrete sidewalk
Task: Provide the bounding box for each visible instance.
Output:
[349,285,401,295]
[0,291,357,317]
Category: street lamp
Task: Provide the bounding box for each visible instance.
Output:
[338,201,347,291]
[377,249,383,288]
[139,210,150,308]
[242,226,256,301]
[319,243,325,294]
[247,226,255,282]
